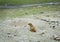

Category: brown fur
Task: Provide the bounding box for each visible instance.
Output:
[28,23,36,32]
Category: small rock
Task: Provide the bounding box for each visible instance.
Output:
[40,12,44,14]
[37,41,40,42]
[52,26,55,28]
[7,33,10,35]
[8,35,12,38]
[41,19,49,22]
[29,40,32,42]
[14,34,17,36]
[53,35,60,41]
[40,32,45,35]
[40,31,46,36]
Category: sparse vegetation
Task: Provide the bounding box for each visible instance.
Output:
[0,5,60,20]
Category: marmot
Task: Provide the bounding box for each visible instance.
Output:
[28,23,36,32]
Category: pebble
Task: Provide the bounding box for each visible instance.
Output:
[53,35,60,41]
[37,41,40,42]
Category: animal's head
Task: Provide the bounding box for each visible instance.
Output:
[28,23,33,26]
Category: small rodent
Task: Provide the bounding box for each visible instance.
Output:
[28,23,36,32]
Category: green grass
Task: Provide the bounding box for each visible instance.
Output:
[0,5,60,20]
[0,0,60,4]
